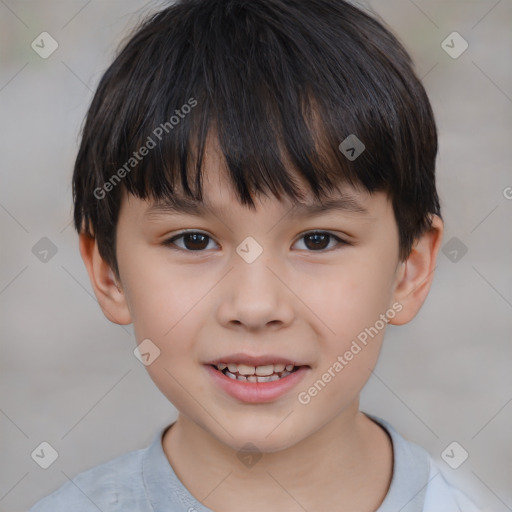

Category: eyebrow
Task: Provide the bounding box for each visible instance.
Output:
[144,194,369,219]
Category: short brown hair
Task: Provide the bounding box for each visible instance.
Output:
[73,0,441,280]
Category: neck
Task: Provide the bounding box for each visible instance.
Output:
[162,403,393,512]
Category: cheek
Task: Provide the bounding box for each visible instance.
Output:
[124,255,215,404]
[125,261,210,409]
[124,251,205,342]
[305,254,396,345]
[296,261,391,412]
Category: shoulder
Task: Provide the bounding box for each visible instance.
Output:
[423,459,483,512]
[367,414,482,512]
[28,446,149,512]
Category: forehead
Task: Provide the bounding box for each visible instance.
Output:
[170,134,370,214]
[120,184,385,232]
[172,174,373,219]
[119,131,386,222]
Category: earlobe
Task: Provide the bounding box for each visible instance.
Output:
[78,233,132,325]
[389,215,444,325]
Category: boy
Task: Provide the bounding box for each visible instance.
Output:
[30,0,482,510]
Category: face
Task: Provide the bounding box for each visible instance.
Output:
[108,143,408,453]
[84,136,442,455]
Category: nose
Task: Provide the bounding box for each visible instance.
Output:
[216,254,295,332]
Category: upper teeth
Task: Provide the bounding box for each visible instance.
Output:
[216,363,295,376]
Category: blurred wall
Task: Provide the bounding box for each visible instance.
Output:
[0,1,511,511]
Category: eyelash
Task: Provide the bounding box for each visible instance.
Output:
[162,230,349,253]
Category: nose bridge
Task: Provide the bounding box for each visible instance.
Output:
[233,240,280,304]
[217,239,294,330]
[235,247,275,295]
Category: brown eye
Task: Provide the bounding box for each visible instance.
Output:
[304,233,330,250]
[164,231,216,251]
[163,230,348,253]
[294,231,347,252]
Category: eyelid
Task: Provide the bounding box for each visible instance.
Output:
[293,231,349,251]
[163,229,350,253]
[163,230,218,254]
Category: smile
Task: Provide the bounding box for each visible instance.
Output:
[205,362,310,403]
[213,362,298,382]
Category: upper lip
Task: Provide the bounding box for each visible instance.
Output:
[205,353,309,367]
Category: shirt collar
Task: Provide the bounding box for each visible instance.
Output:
[142,415,431,512]
[366,414,431,512]
[142,422,212,512]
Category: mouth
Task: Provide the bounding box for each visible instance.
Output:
[210,362,302,383]
[205,359,310,403]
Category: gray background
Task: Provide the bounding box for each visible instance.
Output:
[0,1,511,511]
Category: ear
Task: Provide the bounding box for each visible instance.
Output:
[78,232,132,325]
[389,214,444,325]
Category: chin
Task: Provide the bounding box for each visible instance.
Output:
[211,416,304,454]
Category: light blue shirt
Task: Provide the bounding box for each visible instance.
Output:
[28,415,481,512]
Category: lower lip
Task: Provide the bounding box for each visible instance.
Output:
[204,365,310,403]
